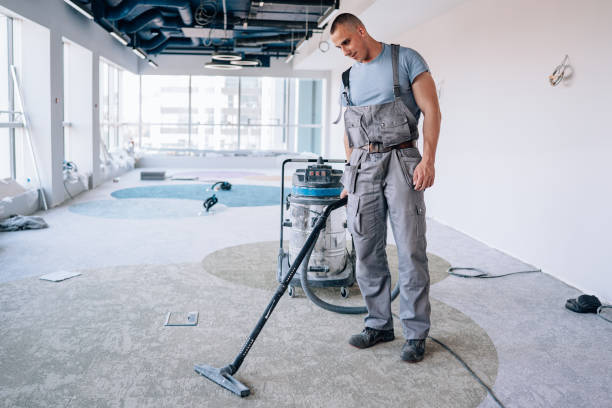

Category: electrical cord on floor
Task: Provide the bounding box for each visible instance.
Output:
[203,194,218,212]
[392,312,505,408]
[447,267,541,279]
[597,305,612,323]
[62,160,77,200]
[63,179,75,200]
[451,268,612,324]
[210,181,232,191]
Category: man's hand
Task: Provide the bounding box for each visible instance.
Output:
[412,160,435,191]
[340,189,348,200]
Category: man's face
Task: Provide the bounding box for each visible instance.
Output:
[331,24,366,62]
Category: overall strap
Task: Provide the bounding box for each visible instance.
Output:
[341,67,352,106]
[391,44,401,98]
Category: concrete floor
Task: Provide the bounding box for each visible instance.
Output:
[1,166,610,407]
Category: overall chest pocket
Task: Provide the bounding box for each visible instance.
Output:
[373,103,417,147]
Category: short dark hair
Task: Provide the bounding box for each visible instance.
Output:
[330,13,364,34]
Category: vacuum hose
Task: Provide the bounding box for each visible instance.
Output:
[297,197,400,314]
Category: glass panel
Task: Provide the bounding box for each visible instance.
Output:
[0,16,10,179]
[99,61,108,125]
[14,128,28,186]
[120,70,139,149]
[119,124,138,153]
[0,128,10,179]
[100,124,109,148]
[239,125,285,151]
[63,41,70,161]
[0,15,8,114]
[191,76,238,150]
[296,125,322,154]
[190,124,238,150]
[240,77,285,126]
[108,65,119,149]
[141,75,189,149]
[142,124,190,150]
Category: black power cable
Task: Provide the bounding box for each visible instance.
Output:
[203,194,218,212]
[210,181,232,191]
[390,312,506,408]
[447,266,541,279]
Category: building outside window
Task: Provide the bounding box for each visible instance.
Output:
[102,67,323,155]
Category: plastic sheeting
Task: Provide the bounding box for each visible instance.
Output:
[0,215,48,232]
[0,179,39,220]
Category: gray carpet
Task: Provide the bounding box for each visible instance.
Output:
[202,241,450,293]
[0,259,497,407]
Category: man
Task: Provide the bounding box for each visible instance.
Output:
[330,13,441,363]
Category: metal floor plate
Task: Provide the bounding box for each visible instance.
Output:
[39,271,82,282]
[164,311,199,326]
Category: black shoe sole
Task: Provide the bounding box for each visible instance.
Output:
[401,354,425,363]
[349,334,395,349]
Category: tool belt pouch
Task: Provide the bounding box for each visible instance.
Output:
[341,164,358,194]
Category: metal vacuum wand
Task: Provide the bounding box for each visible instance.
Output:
[194,196,348,397]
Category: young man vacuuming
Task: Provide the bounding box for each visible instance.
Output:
[330,13,441,363]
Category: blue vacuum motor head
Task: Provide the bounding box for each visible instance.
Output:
[292,163,343,198]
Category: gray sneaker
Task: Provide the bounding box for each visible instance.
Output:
[348,327,395,349]
[400,339,426,362]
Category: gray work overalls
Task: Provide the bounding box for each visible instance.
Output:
[341,44,430,340]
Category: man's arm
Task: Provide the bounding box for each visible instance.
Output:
[411,71,441,191]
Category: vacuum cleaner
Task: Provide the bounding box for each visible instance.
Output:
[195,157,401,396]
[279,157,400,314]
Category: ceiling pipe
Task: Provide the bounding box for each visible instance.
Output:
[233,18,316,30]
[251,0,335,6]
[139,30,170,50]
[236,32,308,46]
[106,0,193,26]
[148,36,199,55]
[119,8,164,33]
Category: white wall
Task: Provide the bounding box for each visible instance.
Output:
[63,38,93,177]
[312,0,612,301]
[396,0,612,301]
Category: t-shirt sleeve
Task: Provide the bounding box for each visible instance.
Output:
[402,48,429,84]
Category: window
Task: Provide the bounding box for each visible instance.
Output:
[97,72,324,154]
[99,58,122,151]
[191,76,239,150]
[120,69,139,149]
[141,75,190,150]
[0,14,16,180]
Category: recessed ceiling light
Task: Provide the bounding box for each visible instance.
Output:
[132,48,147,59]
[204,61,243,70]
[64,0,94,20]
[230,59,260,66]
[110,31,129,46]
[317,8,339,29]
[212,52,242,61]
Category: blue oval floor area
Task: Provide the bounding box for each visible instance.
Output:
[69,199,205,219]
[69,184,285,219]
[111,184,282,206]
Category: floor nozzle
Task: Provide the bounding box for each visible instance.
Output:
[194,364,250,397]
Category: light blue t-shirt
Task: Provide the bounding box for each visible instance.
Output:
[340,43,429,120]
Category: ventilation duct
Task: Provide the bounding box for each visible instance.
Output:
[139,31,170,50]
[148,36,199,55]
[119,9,164,33]
[236,32,307,47]
[105,0,193,26]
